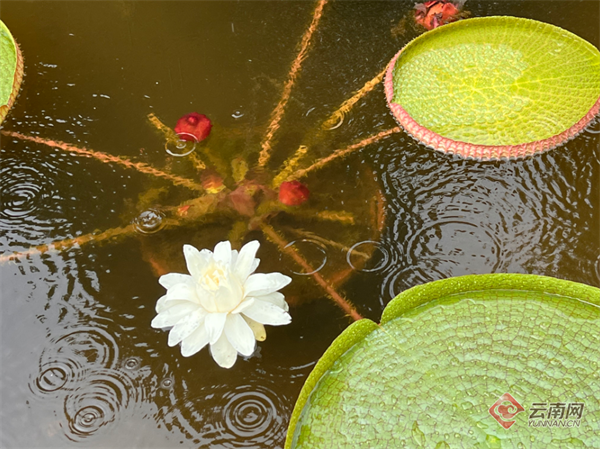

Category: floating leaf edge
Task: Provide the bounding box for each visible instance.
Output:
[385,16,600,159]
[0,20,23,124]
[286,273,600,447]
[284,318,379,449]
[382,273,600,324]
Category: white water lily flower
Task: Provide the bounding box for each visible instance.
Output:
[151,240,291,368]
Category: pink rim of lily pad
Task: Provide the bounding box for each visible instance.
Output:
[385,48,600,161]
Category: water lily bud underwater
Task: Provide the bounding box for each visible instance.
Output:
[174,112,212,142]
[278,180,310,206]
[414,0,463,30]
[152,241,292,368]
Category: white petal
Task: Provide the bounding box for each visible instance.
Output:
[242,300,292,326]
[230,249,239,267]
[250,292,289,312]
[157,299,196,315]
[183,244,210,279]
[167,310,206,347]
[234,240,260,282]
[224,314,256,356]
[180,325,210,357]
[243,316,267,342]
[213,277,244,312]
[152,301,196,328]
[204,312,227,344]
[166,283,197,303]
[231,298,254,315]
[155,295,168,313]
[210,333,237,368]
[159,273,194,289]
[195,284,218,312]
[244,273,291,297]
[213,241,232,265]
[196,284,218,312]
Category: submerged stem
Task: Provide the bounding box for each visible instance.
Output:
[290,209,355,225]
[288,127,402,181]
[257,0,328,168]
[272,145,309,188]
[260,222,363,322]
[0,224,138,263]
[1,131,205,192]
[283,227,370,259]
[321,66,387,130]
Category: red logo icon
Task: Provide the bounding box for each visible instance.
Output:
[489,393,525,429]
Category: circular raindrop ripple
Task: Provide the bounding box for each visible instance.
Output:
[382,219,502,299]
[375,142,595,300]
[407,220,501,273]
[122,357,141,371]
[62,368,142,441]
[281,239,327,276]
[132,209,165,235]
[165,381,289,448]
[346,240,390,273]
[0,160,54,221]
[159,377,174,390]
[585,116,600,134]
[35,364,71,393]
[32,327,119,397]
[165,135,197,157]
[213,383,288,448]
[223,387,279,442]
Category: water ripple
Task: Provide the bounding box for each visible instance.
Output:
[62,368,142,441]
[405,219,501,272]
[163,380,289,448]
[280,239,327,276]
[132,209,165,235]
[374,139,597,304]
[165,135,197,157]
[346,240,391,273]
[31,327,120,401]
[222,385,284,444]
[0,160,55,221]
[584,116,600,134]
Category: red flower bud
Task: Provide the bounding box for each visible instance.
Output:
[278,181,310,206]
[174,112,212,142]
[414,1,461,30]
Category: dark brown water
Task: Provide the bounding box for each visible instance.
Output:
[1,1,599,447]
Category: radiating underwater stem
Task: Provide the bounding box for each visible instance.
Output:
[321,66,387,130]
[288,127,402,181]
[1,131,205,192]
[257,0,328,168]
[260,222,363,321]
[0,224,138,263]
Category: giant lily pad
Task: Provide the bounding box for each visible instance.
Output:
[0,20,23,124]
[384,17,600,160]
[286,274,600,448]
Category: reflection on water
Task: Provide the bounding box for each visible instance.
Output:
[1,1,599,448]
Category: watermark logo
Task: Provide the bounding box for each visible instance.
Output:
[489,394,585,429]
[488,393,525,429]
[528,402,584,428]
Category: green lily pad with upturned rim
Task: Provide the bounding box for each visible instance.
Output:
[384,17,600,160]
[0,20,24,124]
[286,274,600,448]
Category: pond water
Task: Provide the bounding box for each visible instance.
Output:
[1,1,599,447]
